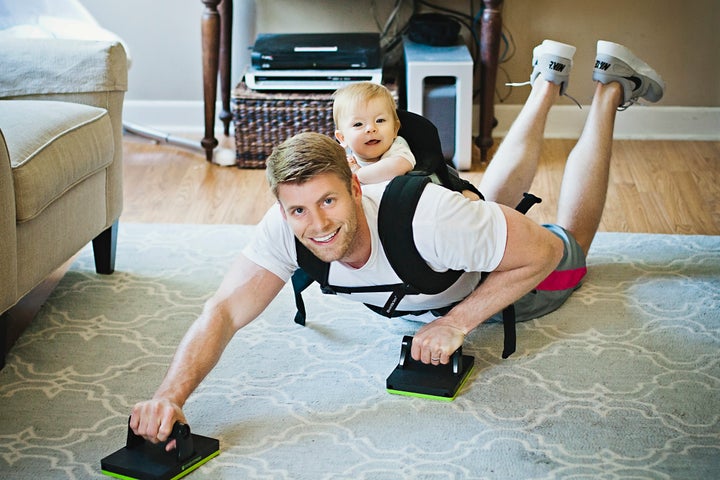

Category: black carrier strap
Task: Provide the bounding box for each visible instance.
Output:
[377,176,463,295]
[291,175,464,326]
[397,109,483,200]
[291,176,460,324]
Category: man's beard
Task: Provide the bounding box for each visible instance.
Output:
[302,212,359,264]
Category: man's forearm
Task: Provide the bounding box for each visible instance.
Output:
[442,263,554,334]
[151,256,288,406]
[131,257,286,444]
[152,303,236,407]
[412,208,564,364]
[438,211,565,335]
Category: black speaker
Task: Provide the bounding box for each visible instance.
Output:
[407,13,461,46]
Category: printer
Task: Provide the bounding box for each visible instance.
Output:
[245,33,383,90]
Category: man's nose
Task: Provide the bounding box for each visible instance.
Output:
[311,210,331,231]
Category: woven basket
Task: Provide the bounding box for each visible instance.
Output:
[232,82,335,168]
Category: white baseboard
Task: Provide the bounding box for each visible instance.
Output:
[123,100,210,134]
[124,100,720,140]
[489,104,720,140]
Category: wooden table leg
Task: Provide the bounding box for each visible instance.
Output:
[201,0,222,161]
[219,0,233,136]
[476,0,503,162]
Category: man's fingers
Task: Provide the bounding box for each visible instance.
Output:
[130,400,186,446]
[412,324,465,365]
[410,335,443,364]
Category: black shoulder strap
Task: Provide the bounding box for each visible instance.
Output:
[377,175,463,294]
[397,109,483,199]
[291,242,329,326]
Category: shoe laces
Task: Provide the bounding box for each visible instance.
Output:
[505,80,583,109]
[617,100,634,111]
[617,97,651,111]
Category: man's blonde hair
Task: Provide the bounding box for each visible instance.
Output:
[332,82,400,131]
[265,132,352,198]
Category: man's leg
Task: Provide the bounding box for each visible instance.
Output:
[480,40,576,208]
[555,82,621,255]
[479,81,558,207]
[556,41,665,255]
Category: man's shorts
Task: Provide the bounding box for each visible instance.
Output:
[489,223,587,323]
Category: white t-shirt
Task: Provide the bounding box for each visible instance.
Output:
[243,181,507,317]
[353,136,416,169]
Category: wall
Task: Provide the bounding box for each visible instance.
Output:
[80,0,720,136]
[498,0,719,108]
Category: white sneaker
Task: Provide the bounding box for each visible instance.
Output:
[529,39,577,96]
[593,40,665,109]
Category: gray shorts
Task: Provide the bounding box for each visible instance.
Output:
[489,224,587,323]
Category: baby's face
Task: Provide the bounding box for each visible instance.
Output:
[335,97,398,163]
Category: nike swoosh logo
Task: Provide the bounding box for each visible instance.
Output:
[628,76,643,91]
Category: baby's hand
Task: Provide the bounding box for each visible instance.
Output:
[347,155,360,174]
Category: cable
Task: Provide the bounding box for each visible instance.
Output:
[377,0,415,70]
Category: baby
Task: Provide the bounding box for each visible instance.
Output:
[332,82,415,185]
[333,82,480,201]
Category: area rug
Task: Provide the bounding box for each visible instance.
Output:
[1,224,718,480]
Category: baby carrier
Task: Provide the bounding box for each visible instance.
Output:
[290,110,540,358]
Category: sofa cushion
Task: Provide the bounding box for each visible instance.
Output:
[0,38,128,98]
[0,100,114,222]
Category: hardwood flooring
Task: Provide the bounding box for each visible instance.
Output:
[122,134,720,235]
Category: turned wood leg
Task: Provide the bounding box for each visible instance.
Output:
[93,219,118,275]
[201,0,222,161]
[476,0,503,162]
[219,0,233,136]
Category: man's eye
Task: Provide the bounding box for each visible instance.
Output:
[323,198,334,206]
[292,207,304,215]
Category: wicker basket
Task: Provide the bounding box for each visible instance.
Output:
[232,82,335,168]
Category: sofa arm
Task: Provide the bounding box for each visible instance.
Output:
[0,38,129,230]
[0,38,128,99]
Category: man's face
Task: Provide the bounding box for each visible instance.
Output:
[335,97,398,163]
[277,172,365,265]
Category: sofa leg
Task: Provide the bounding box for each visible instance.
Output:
[93,219,118,274]
[1,311,8,370]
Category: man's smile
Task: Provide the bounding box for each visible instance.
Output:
[310,229,339,244]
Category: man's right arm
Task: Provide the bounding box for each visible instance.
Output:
[130,253,286,446]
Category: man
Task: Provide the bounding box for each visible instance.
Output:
[130,39,663,447]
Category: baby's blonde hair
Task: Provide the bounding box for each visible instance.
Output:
[332,82,400,131]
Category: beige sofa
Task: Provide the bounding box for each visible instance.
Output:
[0,38,128,368]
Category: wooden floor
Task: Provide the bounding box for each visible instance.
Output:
[122,134,720,235]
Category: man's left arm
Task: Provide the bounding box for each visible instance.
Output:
[411,205,564,364]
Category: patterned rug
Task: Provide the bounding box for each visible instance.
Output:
[1,224,719,480]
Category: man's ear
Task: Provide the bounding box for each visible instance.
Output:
[350,173,363,199]
[334,130,346,146]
